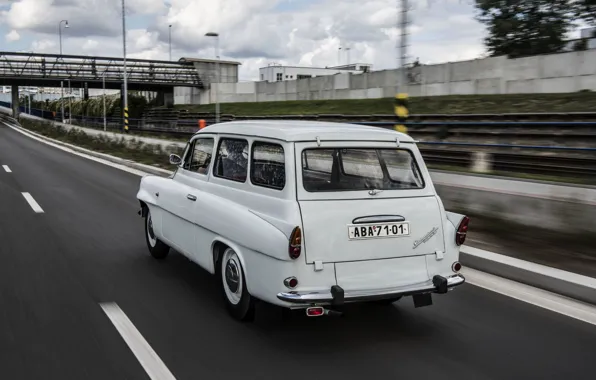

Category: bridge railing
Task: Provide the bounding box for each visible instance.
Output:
[0,51,203,87]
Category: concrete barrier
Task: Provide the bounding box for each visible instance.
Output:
[431,170,596,235]
[461,246,596,306]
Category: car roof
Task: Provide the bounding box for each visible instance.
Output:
[194,120,414,143]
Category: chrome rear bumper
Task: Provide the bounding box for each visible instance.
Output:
[277,274,465,305]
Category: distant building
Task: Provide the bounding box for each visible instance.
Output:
[178,57,241,86]
[0,85,80,99]
[258,63,373,83]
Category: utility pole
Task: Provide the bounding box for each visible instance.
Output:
[102,71,107,131]
[205,32,220,123]
[394,0,410,135]
[121,0,129,133]
[169,24,172,61]
[59,19,68,122]
[399,0,409,92]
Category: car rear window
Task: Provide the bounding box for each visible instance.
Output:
[251,141,285,190]
[301,148,425,192]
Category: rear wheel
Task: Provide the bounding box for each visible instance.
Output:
[144,209,170,259]
[219,247,255,322]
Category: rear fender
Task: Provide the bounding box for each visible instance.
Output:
[210,237,249,280]
[446,211,466,230]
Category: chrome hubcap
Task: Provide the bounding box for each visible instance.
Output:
[147,214,157,247]
[221,249,243,305]
[225,260,240,293]
[148,217,155,238]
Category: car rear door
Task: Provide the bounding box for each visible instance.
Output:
[294,140,445,265]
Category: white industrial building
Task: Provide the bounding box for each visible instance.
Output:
[259,63,373,83]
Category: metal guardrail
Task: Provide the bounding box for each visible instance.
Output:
[5,108,596,182]
[177,111,596,122]
[64,118,596,180]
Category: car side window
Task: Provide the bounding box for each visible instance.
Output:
[213,138,249,182]
[251,141,285,190]
[183,138,214,174]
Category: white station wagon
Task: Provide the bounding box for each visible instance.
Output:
[136,120,468,321]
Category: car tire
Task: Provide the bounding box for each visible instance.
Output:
[218,247,255,322]
[144,209,170,259]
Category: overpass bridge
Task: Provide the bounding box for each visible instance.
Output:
[0,51,240,117]
[0,51,203,90]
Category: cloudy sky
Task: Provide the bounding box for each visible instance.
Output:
[0,0,502,81]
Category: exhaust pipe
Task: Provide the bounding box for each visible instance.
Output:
[305,306,342,317]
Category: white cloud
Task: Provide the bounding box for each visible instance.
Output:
[82,39,99,52]
[5,29,20,42]
[4,0,489,81]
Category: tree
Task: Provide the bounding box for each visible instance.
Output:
[572,0,596,26]
[474,0,576,58]
[573,38,588,51]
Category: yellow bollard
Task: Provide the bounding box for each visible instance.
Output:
[394,93,408,134]
[124,107,129,133]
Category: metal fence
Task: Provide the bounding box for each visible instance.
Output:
[7,104,596,182]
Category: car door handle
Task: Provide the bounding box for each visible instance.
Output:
[186,194,197,201]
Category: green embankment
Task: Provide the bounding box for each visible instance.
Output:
[26,92,596,118]
[18,117,185,169]
[176,92,596,115]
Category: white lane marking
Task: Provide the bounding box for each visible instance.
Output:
[21,192,44,213]
[462,245,596,290]
[462,267,596,326]
[3,122,172,178]
[2,165,11,173]
[100,302,176,380]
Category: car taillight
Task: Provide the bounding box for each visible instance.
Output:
[289,226,302,259]
[455,216,470,246]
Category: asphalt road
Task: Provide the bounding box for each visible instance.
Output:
[1,124,595,380]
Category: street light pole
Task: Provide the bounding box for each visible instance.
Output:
[205,32,220,123]
[67,79,72,124]
[59,19,68,122]
[103,72,107,131]
[169,24,172,61]
[121,0,129,133]
[59,20,68,55]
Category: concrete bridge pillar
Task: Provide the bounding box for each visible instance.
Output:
[155,88,174,108]
[11,85,19,118]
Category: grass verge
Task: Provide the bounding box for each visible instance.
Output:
[177,92,596,116]
[18,118,185,169]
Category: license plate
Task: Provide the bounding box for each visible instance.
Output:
[347,222,410,240]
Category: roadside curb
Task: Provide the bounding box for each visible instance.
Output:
[4,122,174,178]
[460,246,596,306]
